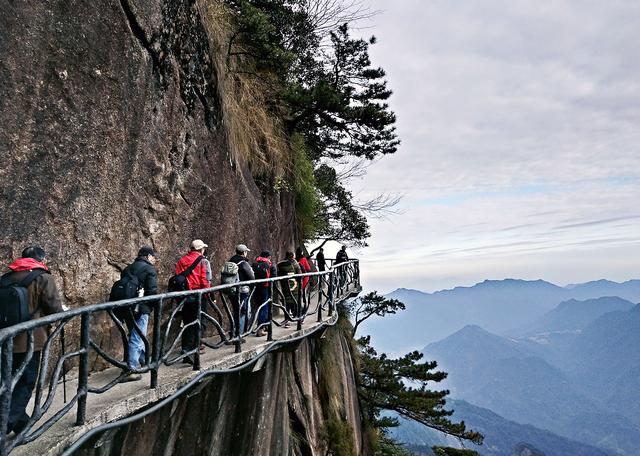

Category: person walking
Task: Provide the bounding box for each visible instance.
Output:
[175,239,210,365]
[295,247,311,290]
[0,246,64,435]
[276,251,301,327]
[335,245,349,287]
[252,250,277,337]
[119,246,158,382]
[315,248,326,272]
[228,244,255,334]
[335,245,349,264]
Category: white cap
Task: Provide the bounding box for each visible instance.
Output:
[191,239,208,250]
[236,244,250,253]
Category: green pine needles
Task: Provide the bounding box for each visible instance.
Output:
[222,0,399,246]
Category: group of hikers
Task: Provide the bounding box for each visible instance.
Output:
[0,242,350,435]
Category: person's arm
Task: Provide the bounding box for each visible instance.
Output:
[39,275,64,315]
[145,266,159,296]
[242,261,255,281]
[199,261,210,288]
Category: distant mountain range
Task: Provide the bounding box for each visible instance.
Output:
[361,278,640,353]
[513,296,635,337]
[390,399,610,456]
[419,303,640,455]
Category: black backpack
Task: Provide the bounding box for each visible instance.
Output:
[109,270,141,321]
[253,260,271,281]
[109,270,140,302]
[168,256,203,292]
[0,269,47,329]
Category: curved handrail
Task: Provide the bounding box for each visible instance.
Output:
[0,259,360,455]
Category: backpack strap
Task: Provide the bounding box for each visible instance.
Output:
[179,256,203,278]
[0,272,13,288]
[0,269,47,288]
[19,269,47,287]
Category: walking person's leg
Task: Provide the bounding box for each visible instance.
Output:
[8,351,41,434]
[239,292,249,333]
[128,313,149,369]
[256,287,269,336]
[181,299,198,363]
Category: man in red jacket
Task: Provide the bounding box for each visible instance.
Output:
[175,239,210,365]
[1,246,64,434]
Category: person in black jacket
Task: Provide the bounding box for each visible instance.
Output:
[121,246,158,382]
[335,246,349,287]
[315,248,326,272]
[252,250,277,337]
[229,244,255,333]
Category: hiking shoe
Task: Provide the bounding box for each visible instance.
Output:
[120,373,142,383]
[256,328,265,337]
[182,356,195,365]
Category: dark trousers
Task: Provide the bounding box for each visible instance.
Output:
[9,351,41,434]
[181,298,199,354]
[255,286,270,325]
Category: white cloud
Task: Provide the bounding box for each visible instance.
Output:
[347,0,640,291]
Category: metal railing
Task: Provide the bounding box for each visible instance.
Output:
[0,259,360,455]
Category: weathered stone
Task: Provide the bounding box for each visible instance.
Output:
[0,0,296,368]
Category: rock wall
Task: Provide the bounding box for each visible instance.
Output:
[75,321,366,456]
[0,2,295,309]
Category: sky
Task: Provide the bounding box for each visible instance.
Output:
[342,0,640,293]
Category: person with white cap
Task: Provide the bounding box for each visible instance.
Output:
[228,244,255,333]
[175,239,210,364]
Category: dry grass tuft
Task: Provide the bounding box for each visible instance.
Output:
[198,0,291,179]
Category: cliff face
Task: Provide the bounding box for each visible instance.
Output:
[0,4,367,454]
[0,0,294,304]
[75,321,365,456]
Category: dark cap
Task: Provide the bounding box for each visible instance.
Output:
[138,246,156,257]
[260,250,271,257]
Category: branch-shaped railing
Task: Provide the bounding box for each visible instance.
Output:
[0,259,360,455]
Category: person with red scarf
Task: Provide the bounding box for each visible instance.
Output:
[1,246,63,435]
[295,247,311,289]
[252,251,277,337]
[175,239,210,365]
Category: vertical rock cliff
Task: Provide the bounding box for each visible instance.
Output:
[1,0,297,366]
[0,0,295,305]
[75,320,365,456]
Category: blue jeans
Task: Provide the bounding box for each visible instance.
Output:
[256,287,270,325]
[239,292,251,333]
[128,313,149,368]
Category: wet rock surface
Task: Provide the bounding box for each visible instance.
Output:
[0,0,296,366]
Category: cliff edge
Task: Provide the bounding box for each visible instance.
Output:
[75,318,365,456]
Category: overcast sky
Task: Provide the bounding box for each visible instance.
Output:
[346,0,640,293]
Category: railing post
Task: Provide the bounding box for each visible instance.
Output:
[0,338,14,451]
[234,286,242,354]
[193,294,202,371]
[150,297,163,388]
[328,271,334,316]
[296,278,303,331]
[76,313,89,426]
[267,281,274,342]
[317,274,324,322]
